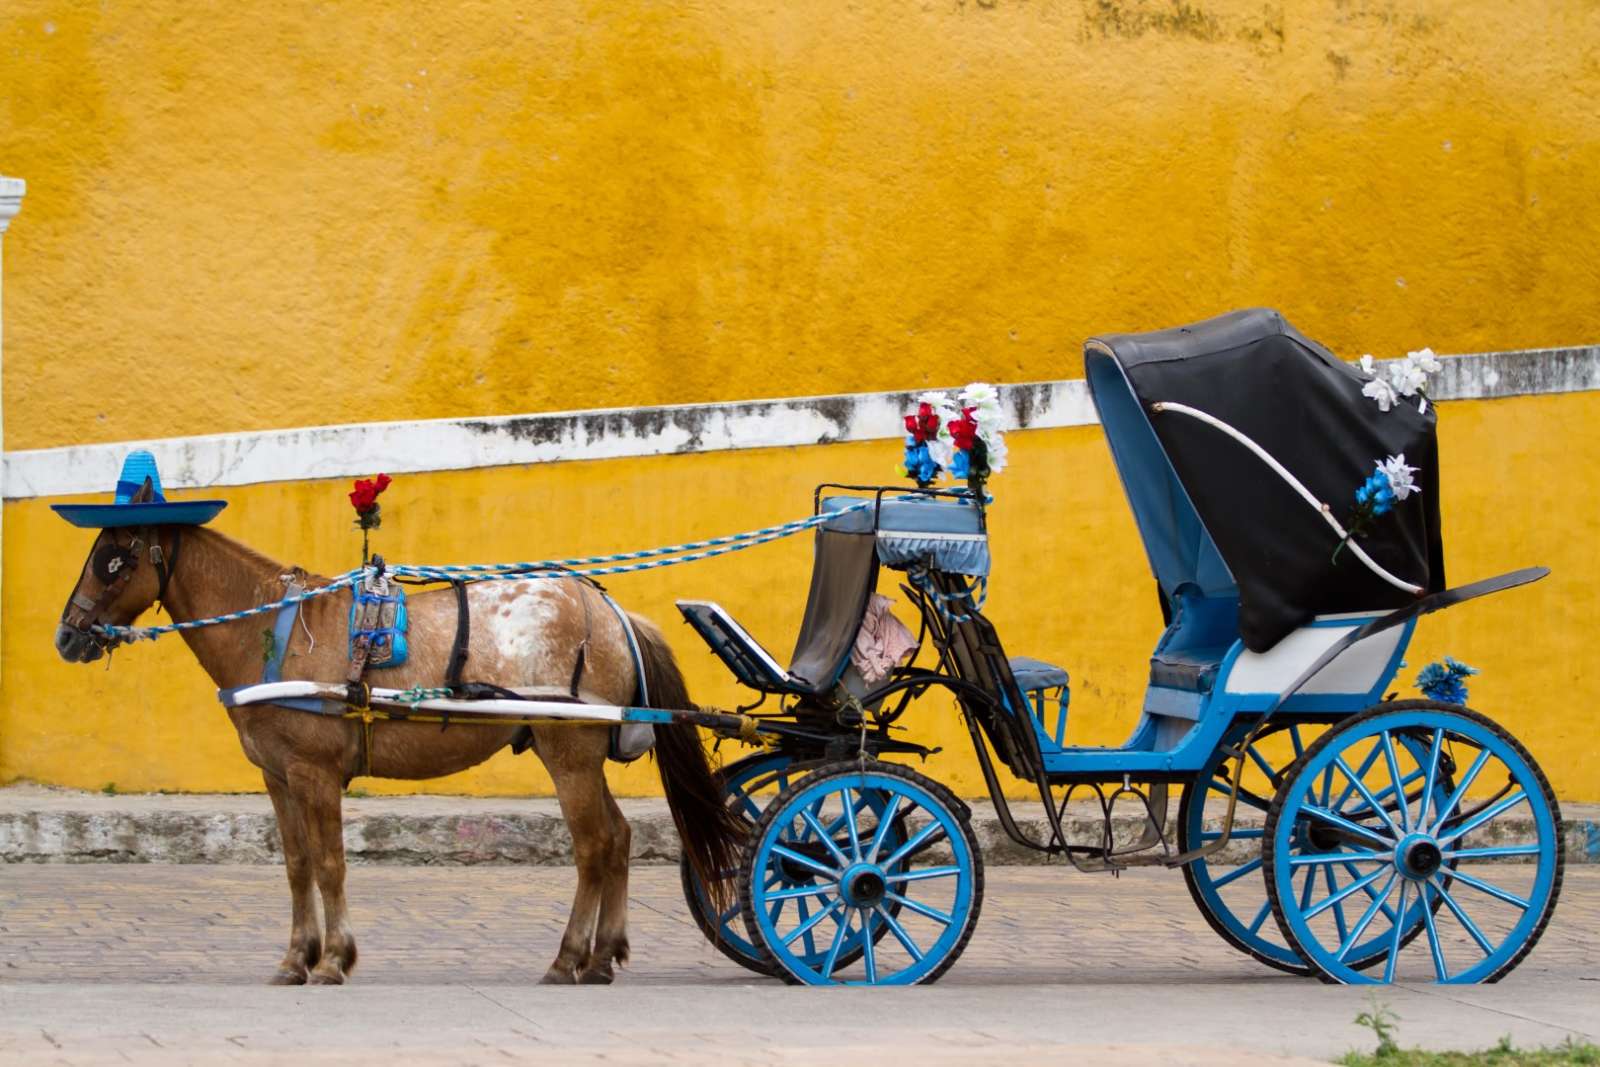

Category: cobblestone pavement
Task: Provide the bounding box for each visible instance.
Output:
[1,865,1596,1065]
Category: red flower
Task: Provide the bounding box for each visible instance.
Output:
[349,473,392,515]
[903,402,941,444]
[948,408,979,451]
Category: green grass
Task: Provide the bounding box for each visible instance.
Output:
[1341,1000,1598,1066]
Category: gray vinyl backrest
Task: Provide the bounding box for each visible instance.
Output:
[787,528,879,693]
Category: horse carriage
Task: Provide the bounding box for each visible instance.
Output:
[53,308,1563,988]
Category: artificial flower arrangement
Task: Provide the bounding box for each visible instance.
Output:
[1416,657,1478,705]
[348,473,392,564]
[1334,454,1419,562]
[899,383,1008,491]
[1358,347,1443,414]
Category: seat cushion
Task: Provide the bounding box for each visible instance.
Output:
[1149,647,1230,693]
[1008,656,1069,692]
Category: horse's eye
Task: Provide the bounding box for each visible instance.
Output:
[91,544,136,585]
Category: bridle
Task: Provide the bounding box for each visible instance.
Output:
[61,526,184,644]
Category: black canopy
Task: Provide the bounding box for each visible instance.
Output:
[1084,308,1445,653]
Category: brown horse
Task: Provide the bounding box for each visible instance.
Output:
[54,522,740,985]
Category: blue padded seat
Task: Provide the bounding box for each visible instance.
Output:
[1148,647,1230,693]
[1008,656,1069,693]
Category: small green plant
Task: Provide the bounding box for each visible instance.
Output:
[1354,995,1402,1058]
[100,782,117,796]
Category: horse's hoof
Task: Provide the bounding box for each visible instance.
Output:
[268,969,307,986]
[539,968,577,985]
[307,968,346,986]
[577,964,614,985]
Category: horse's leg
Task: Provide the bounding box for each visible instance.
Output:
[540,734,616,985]
[581,787,633,984]
[290,763,358,985]
[263,770,321,985]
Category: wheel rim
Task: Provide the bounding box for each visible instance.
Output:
[1184,722,1449,973]
[688,754,907,972]
[747,769,977,985]
[1269,708,1560,984]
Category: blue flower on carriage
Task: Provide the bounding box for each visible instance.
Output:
[949,448,970,479]
[901,437,940,485]
[1334,455,1420,563]
[1416,657,1478,705]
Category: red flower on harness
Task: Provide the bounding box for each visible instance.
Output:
[948,408,979,452]
[349,474,391,525]
[904,402,941,445]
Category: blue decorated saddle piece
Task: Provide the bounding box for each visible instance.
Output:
[350,573,408,669]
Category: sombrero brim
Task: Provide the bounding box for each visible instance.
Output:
[51,501,229,529]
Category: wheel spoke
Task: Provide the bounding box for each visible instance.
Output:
[771,843,841,879]
[1331,740,1385,812]
[1210,857,1262,889]
[1290,724,1306,758]
[1428,748,1492,834]
[1300,803,1395,849]
[1306,865,1388,920]
[1380,731,1412,834]
[1298,862,1317,911]
[717,902,741,925]
[782,894,843,947]
[1429,874,1495,956]
[1208,779,1271,812]
[799,807,853,869]
[1247,743,1278,782]
[1336,873,1396,961]
[859,907,878,982]
[1289,849,1387,867]
[1416,728,1444,830]
[796,896,817,957]
[1247,897,1272,934]
[1320,765,1334,807]
[886,865,962,884]
[820,904,852,980]
[1441,845,1542,861]
[1382,881,1410,982]
[1324,865,1350,943]
[1437,791,1528,848]
[1344,862,1402,924]
[738,794,763,821]
[1202,827,1264,842]
[1419,881,1449,981]
[768,896,785,927]
[841,790,863,862]
[880,820,947,871]
[766,882,839,902]
[865,793,904,863]
[1447,867,1530,910]
[884,889,953,926]
[876,904,923,962]
[1332,756,1404,839]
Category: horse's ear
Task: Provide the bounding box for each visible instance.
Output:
[130,477,156,504]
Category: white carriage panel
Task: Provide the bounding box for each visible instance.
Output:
[1222,619,1403,696]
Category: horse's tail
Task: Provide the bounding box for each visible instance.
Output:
[630,612,744,907]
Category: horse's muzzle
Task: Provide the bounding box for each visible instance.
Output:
[55,623,106,663]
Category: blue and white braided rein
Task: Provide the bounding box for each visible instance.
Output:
[93,500,876,643]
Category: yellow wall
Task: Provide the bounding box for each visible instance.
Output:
[3,391,1596,800]
[2,0,1599,450]
[2,1,1597,798]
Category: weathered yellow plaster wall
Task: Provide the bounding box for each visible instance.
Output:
[2,0,1599,450]
[3,392,1596,799]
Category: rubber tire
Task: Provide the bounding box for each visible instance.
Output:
[1263,701,1564,984]
[738,760,984,986]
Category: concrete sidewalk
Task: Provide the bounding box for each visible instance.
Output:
[5,784,1598,866]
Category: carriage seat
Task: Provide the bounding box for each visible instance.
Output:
[1008,657,1069,694]
[1008,656,1071,750]
[676,600,829,696]
[1148,647,1230,693]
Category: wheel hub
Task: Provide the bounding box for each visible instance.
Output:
[839,863,888,908]
[1396,834,1443,880]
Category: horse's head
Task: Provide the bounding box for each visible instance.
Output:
[56,525,180,663]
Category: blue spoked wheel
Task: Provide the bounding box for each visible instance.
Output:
[1180,721,1452,975]
[1265,702,1564,984]
[740,761,983,985]
[680,752,905,976]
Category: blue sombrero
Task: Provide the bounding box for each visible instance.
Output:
[51,451,229,529]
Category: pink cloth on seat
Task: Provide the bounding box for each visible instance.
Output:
[851,594,919,684]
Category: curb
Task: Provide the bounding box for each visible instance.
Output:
[3,787,1596,866]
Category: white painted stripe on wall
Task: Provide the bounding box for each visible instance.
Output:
[4,344,1596,500]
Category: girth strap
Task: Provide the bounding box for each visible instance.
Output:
[447,581,470,689]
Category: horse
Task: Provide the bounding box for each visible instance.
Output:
[53,520,742,986]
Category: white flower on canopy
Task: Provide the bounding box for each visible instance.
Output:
[1377,454,1421,500]
[1409,347,1443,374]
[1362,376,1399,412]
[1359,354,1378,377]
[1389,357,1430,397]
[918,390,959,472]
[959,382,1008,474]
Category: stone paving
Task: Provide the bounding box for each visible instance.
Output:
[0,864,1596,1065]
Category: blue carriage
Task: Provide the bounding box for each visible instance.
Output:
[676,309,1563,986]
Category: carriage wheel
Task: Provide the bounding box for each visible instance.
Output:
[680,751,904,976]
[1179,721,1452,975]
[1264,702,1563,984]
[740,760,983,985]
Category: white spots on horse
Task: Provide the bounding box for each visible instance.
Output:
[467,581,570,682]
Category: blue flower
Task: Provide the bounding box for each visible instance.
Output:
[1416,657,1478,705]
[950,449,970,479]
[902,440,939,484]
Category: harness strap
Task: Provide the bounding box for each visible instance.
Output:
[262,581,305,684]
[447,581,470,688]
[153,527,183,612]
[598,591,650,706]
